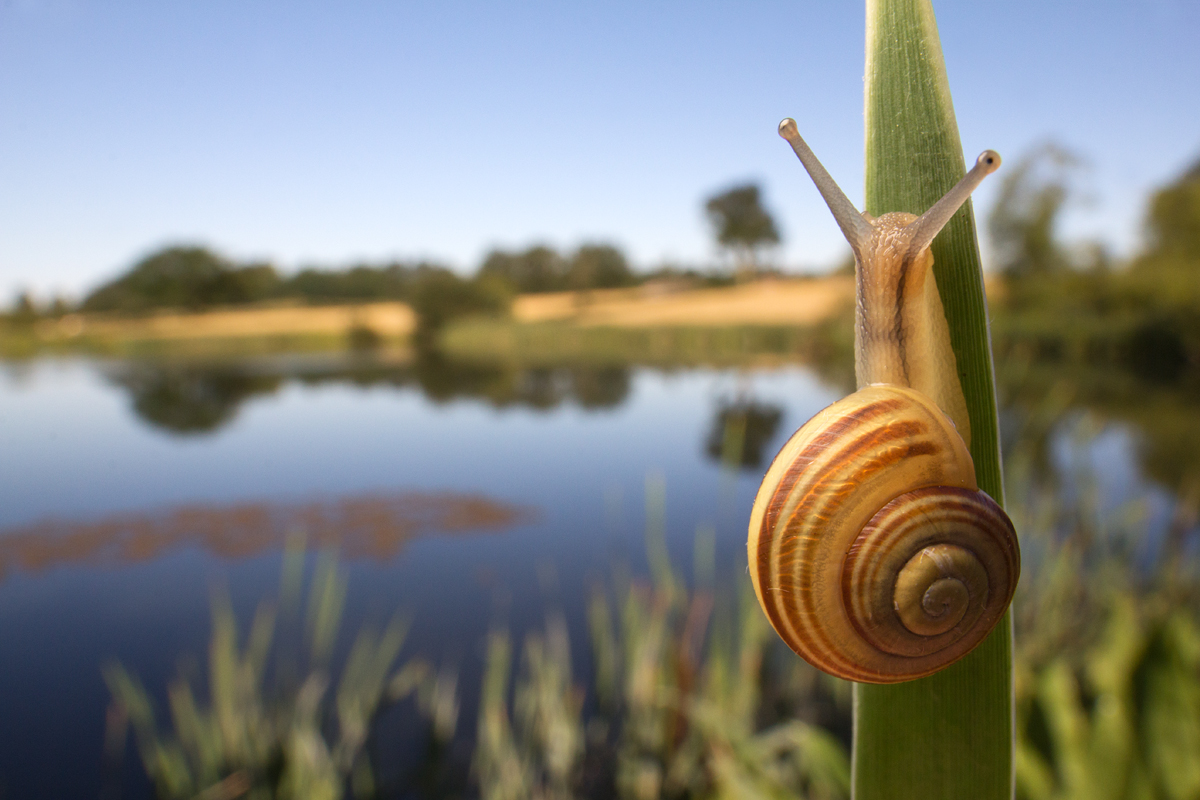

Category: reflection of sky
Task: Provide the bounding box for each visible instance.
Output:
[2,2,1198,296]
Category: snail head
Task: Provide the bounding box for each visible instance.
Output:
[777,118,999,266]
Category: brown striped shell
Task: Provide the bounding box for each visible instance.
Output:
[746,385,1019,684]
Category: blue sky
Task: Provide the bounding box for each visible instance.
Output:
[2,0,1197,298]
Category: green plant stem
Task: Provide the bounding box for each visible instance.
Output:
[854,1,1013,798]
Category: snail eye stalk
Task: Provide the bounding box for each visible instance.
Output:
[904,150,1001,259]
[778,118,873,256]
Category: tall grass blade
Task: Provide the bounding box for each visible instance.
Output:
[855,1,1013,797]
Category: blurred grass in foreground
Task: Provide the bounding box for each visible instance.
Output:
[105,396,1200,799]
[104,540,445,800]
[473,478,850,800]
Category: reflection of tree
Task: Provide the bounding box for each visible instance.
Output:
[414,352,632,411]
[413,349,516,404]
[704,399,784,470]
[571,366,631,409]
[0,490,535,580]
[1126,394,1200,491]
[109,364,283,434]
[105,354,634,435]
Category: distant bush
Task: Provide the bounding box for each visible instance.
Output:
[6,292,38,326]
[989,152,1200,384]
[76,239,642,318]
[80,245,471,314]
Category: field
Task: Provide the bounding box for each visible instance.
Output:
[511,276,855,327]
[32,301,416,344]
[20,278,852,345]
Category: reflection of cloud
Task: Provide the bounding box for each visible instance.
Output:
[0,491,537,579]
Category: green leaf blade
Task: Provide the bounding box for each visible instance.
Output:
[855,1,1014,798]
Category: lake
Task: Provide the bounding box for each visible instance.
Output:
[0,351,1183,797]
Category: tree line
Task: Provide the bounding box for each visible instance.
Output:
[75,243,639,315]
[987,145,1200,382]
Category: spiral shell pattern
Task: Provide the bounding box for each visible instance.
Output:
[747,385,1019,683]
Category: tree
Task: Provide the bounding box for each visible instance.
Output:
[987,143,1082,278]
[408,269,512,348]
[478,246,567,293]
[704,184,780,278]
[281,262,422,303]
[1141,159,1200,264]
[565,244,633,290]
[1126,158,1200,373]
[9,291,37,325]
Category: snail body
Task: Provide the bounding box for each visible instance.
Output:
[747,119,1019,684]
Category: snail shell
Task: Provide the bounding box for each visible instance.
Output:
[747,385,1019,683]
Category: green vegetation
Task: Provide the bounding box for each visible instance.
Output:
[408,272,512,348]
[74,246,469,319]
[105,543,443,800]
[991,151,1200,387]
[1004,395,1200,800]
[476,560,850,800]
[29,241,636,322]
[283,264,418,305]
[989,144,1085,280]
[441,317,855,374]
[479,244,636,294]
[81,248,281,313]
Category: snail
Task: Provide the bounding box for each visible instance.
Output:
[746,119,1020,684]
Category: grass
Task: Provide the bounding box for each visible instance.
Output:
[104,541,436,800]
[473,477,852,800]
[440,318,855,373]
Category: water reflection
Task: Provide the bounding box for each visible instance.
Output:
[108,363,284,433]
[998,357,1200,493]
[703,398,785,469]
[97,347,1200,516]
[0,490,535,579]
[101,353,634,435]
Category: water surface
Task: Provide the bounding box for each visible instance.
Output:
[0,352,1185,797]
[0,354,837,797]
